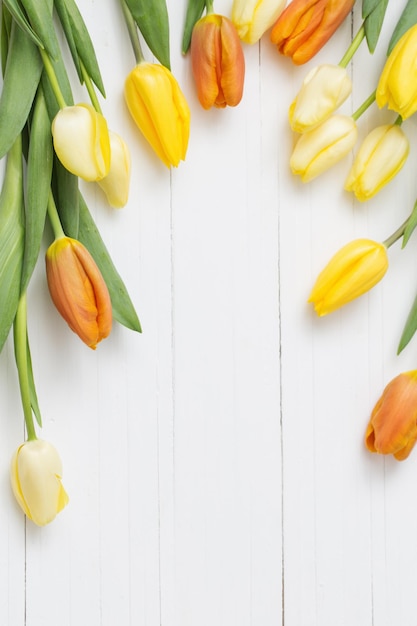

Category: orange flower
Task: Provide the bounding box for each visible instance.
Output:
[191,13,245,109]
[45,237,112,349]
[270,0,355,65]
[365,371,417,461]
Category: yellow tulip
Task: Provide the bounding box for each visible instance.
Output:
[11,439,69,526]
[365,371,417,461]
[51,103,111,181]
[376,24,417,120]
[290,115,357,182]
[97,131,131,208]
[345,124,409,201]
[45,236,112,349]
[190,14,245,109]
[289,64,352,133]
[124,62,190,168]
[231,0,286,44]
[309,238,388,316]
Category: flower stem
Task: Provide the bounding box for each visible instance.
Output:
[80,61,102,114]
[14,293,37,441]
[339,24,365,68]
[120,0,145,64]
[352,90,376,121]
[39,49,67,110]
[47,191,66,240]
[383,218,410,248]
[206,0,214,13]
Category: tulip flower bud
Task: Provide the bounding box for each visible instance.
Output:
[365,371,417,461]
[289,64,352,133]
[191,14,245,109]
[97,131,131,208]
[51,103,111,181]
[231,0,285,44]
[45,236,112,349]
[124,63,190,168]
[270,0,355,65]
[308,238,388,316]
[11,439,69,526]
[376,24,417,120]
[290,115,357,182]
[345,124,409,201]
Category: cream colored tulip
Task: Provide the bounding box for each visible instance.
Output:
[11,439,69,526]
[98,131,131,208]
[52,103,111,181]
[232,0,286,44]
[345,124,409,201]
[289,64,352,133]
[290,115,357,182]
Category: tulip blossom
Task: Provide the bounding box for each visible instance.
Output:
[270,0,355,65]
[124,63,190,168]
[376,24,417,120]
[11,439,69,526]
[290,114,357,182]
[51,103,111,181]
[289,64,352,133]
[345,124,409,201]
[98,131,131,208]
[365,371,417,461]
[309,238,388,316]
[45,236,112,349]
[190,13,245,109]
[231,0,286,44]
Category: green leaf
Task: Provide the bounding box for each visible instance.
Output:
[398,288,417,353]
[401,199,417,248]
[124,0,171,69]
[21,86,53,292]
[182,0,206,54]
[387,0,417,54]
[0,18,43,159]
[2,0,45,50]
[77,194,142,333]
[362,0,389,52]
[54,0,106,97]
[53,159,79,238]
[19,0,60,59]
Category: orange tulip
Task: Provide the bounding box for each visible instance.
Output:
[270,0,355,65]
[365,371,417,461]
[191,13,245,109]
[45,237,112,349]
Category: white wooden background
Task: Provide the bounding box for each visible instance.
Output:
[1,1,417,624]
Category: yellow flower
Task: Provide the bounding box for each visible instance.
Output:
[231,0,286,44]
[365,371,417,461]
[376,24,417,120]
[345,124,409,201]
[45,236,112,349]
[11,439,69,526]
[190,14,245,109]
[124,62,190,168]
[309,238,388,316]
[97,131,131,208]
[289,64,352,133]
[51,103,111,181]
[290,115,357,182]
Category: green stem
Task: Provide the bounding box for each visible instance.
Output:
[120,0,145,64]
[80,61,102,114]
[352,90,376,121]
[383,217,410,248]
[339,24,365,68]
[39,48,67,109]
[206,0,214,13]
[394,114,403,126]
[14,293,37,441]
[47,191,65,239]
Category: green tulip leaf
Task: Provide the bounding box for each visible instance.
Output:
[401,199,417,248]
[182,0,206,54]
[77,194,142,333]
[2,0,45,50]
[124,0,171,69]
[41,44,74,115]
[54,0,106,97]
[387,0,417,55]
[0,19,43,159]
[53,159,80,239]
[398,288,417,353]
[21,87,53,293]
[362,0,389,53]
[18,0,59,59]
